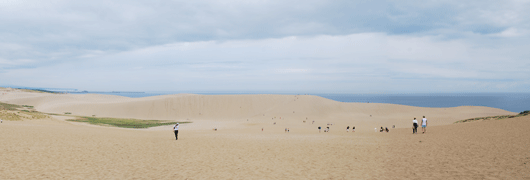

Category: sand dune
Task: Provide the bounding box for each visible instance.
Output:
[0,90,515,132]
[1,89,527,179]
[0,108,528,179]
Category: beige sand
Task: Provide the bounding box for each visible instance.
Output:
[0,90,514,130]
[0,89,527,179]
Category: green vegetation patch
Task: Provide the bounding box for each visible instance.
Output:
[18,88,62,94]
[0,101,21,111]
[0,101,49,120]
[67,117,190,128]
[20,111,50,119]
[0,111,22,120]
[22,105,34,108]
[455,110,530,124]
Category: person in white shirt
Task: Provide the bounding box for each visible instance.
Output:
[421,116,427,134]
[412,118,418,134]
[173,123,179,140]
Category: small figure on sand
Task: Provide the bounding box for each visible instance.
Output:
[412,118,418,134]
[326,126,330,132]
[318,126,321,133]
[261,128,263,131]
[422,116,428,134]
[380,127,384,132]
[352,126,355,132]
[385,127,389,132]
[346,126,349,132]
[285,128,288,133]
[312,121,314,124]
[173,123,179,140]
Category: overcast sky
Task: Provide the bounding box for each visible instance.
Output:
[1,0,529,93]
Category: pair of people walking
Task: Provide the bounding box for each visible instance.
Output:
[412,116,427,134]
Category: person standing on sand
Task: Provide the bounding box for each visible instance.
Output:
[412,118,418,134]
[422,116,428,134]
[173,123,179,140]
[318,126,321,133]
[346,126,349,132]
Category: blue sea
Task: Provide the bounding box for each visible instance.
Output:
[69,92,530,113]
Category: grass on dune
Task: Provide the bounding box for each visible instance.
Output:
[455,110,530,123]
[0,111,22,120]
[0,101,184,127]
[22,105,34,108]
[67,117,189,128]
[0,102,21,111]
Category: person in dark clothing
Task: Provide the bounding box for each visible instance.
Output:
[173,123,179,140]
[412,118,418,134]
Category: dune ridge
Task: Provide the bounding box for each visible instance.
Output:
[1,88,528,179]
[0,89,515,131]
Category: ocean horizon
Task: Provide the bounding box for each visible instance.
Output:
[65,91,530,113]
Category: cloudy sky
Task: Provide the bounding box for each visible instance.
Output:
[1,0,529,93]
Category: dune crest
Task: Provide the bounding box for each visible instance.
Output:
[0,90,515,129]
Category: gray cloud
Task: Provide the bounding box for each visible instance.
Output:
[1,1,528,57]
[0,0,529,92]
[2,32,528,92]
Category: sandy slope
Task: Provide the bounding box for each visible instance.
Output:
[0,90,515,132]
[0,89,527,179]
[0,112,528,179]
[384,116,530,179]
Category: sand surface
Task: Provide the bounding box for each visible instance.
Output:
[0,89,515,131]
[0,89,528,179]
